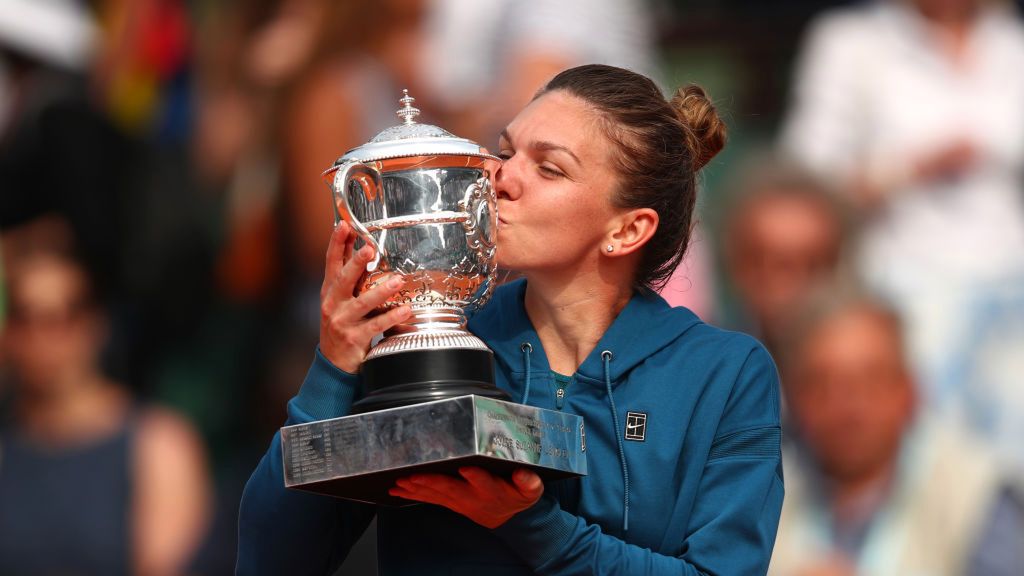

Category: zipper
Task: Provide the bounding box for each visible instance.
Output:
[551,373,572,410]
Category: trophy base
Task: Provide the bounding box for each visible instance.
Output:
[281,395,587,506]
[353,348,510,413]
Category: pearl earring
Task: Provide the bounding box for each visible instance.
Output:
[606,245,614,253]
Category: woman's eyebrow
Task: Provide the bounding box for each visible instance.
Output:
[533,141,581,166]
[499,128,581,166]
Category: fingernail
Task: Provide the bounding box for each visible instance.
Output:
[387,276,403,289]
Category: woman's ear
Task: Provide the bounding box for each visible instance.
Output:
[605,208,659,256]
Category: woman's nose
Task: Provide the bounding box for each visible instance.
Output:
[494,158,518,200]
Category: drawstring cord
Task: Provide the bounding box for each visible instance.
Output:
[520,344,629,532]
[520,343,533,404]
[603,350,629,532]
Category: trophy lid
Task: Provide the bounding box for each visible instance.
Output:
[334,90,498,165]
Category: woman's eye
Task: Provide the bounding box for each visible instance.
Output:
[497,150,513,160]
[539,165,565,178]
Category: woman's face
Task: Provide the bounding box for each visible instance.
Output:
[3,256,102,393]
[494,90,622,274]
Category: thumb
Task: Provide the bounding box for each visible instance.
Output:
[512,469,543,498]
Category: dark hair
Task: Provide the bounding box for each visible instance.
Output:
[777,283,907,385]
[537,64,727,289]
[721,154,853,268]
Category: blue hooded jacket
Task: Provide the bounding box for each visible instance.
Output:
[237,279,783,575]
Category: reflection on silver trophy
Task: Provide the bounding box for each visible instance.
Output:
[280,92,586,505]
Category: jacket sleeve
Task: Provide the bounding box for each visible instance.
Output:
[491,343,784,575]
[236,349,376,576]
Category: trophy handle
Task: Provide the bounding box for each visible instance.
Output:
[326,160,385,272]
[460,176,498,311]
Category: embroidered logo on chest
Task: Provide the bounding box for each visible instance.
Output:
[624,411,647,442]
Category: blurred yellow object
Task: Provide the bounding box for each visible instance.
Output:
[106,68,158,133]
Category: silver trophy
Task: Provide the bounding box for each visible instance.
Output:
[321,90,507,412]
[280,92,586,505]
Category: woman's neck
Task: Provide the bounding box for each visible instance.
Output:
[828,460,897,525]
[523,270,634,375]
[915,0,980,67]
[16,374,129,446]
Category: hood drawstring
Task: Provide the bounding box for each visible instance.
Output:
[520,343,533,405]
[602,350,629,532]
[519,344,629,532]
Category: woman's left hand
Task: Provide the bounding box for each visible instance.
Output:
[389,467,544,528]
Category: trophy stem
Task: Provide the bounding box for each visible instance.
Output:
[352,348,510,414]
[405,305,466,332]
[365,305,486,361]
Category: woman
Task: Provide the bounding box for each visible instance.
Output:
[238,64,783,575]
[0,243,211,576]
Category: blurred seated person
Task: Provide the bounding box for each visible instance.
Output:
[769,288,1024,576]
[0,229,212,576]
[778,0,1024,411]
[720,159,850,356]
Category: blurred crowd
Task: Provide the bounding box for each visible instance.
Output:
[1,0,1023,574]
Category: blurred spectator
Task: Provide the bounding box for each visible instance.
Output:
[718,157,851,356]
[769,287,1024,576]
[91,0,192,141]
[0,221,212,576]
[280,0,427,304]
[0,0,126,300]
[420,0,658,145]
[0,0,214,395]
[779,0,1024,455]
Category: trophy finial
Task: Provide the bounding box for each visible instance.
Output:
[397,89,420,125]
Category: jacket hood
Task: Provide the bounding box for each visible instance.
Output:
[468,279,703,385]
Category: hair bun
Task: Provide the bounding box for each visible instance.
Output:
[670,85,727,170]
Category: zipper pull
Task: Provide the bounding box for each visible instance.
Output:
[555,387,566,410]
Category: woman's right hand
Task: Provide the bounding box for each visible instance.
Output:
[319,221,412,373]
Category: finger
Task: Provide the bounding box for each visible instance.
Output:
[407,473,467,493]
[345,275,405,320]
[388,485,451,508]
[343,225,357,263]
[511,469,543,498]
[388,486,419,501]
[324,244,375,309]
[363,304,413,335]
[321,221,351,299]
[458,467,504,493]
[461,467,537,505]
[391,476,463,507]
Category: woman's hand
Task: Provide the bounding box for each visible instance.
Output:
[389,467,544,529]
[319,221,412,373]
